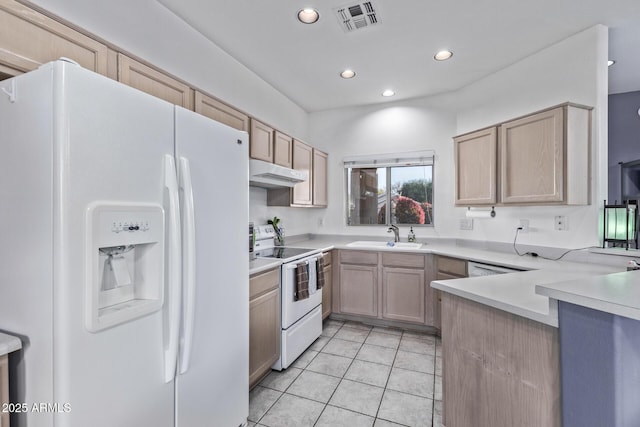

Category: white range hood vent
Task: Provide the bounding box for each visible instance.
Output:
[334,1,380,33]
[249,159,308,189]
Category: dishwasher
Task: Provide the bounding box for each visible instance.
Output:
[467,261,523,276]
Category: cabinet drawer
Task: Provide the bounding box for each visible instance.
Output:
[250,268,279,299]
[436,272,464,281]
[437,256,467,277]
[322,251,332,266]
[382,253,424,268]
[340,250,378,265]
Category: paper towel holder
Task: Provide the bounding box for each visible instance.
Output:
[466,206,496,218]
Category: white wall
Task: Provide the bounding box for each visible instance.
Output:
[26,0,309,138]
[307,95,458,238]
[452,25,608,248]
[308,25,609,248]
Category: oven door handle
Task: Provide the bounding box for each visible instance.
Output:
[284,256,319,270]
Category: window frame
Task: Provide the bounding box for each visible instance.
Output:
[343,150,435,227]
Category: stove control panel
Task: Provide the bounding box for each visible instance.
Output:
[254,224,276,242]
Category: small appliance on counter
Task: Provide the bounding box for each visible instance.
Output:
[254,224,324,370]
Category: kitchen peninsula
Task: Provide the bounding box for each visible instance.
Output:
[249,234,631,427]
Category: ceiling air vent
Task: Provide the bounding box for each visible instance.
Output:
[334,1,380,33]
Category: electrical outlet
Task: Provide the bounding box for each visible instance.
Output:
[555,215,568,231]
[460,218,474,230]
[519,219,530,233]
[317,217,324,227]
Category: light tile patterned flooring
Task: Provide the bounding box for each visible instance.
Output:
[248,319,442,427]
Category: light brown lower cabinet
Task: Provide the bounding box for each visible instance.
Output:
[335,250,438,328]
[381,253,425,323]
[339,263,378,317]
[321,251,333,319]
[249,268,280,389]
[441,293,560,427]
[1,354,8,427]
[434,256,467,330]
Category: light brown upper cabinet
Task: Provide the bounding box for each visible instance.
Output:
[273,131,293,168]
[267,141,328,208]
[117,53,193,109]
[454,127,497,206]
[454,103,591,206]
[313,149,328,207]
[291,139,313,206]
[250,119,274,162]
[500,104,590,205]
[195,91,249,132]
[0,0,108,77]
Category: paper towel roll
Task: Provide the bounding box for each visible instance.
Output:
[465,208,495,218]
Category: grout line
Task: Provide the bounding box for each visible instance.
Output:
[254,321,440,426]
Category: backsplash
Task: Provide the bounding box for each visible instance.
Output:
[249,186,326,237]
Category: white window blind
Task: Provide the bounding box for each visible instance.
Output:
[343,150,435,169]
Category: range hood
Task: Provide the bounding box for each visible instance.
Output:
[249,159,308,189]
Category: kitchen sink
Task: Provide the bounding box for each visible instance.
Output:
[346,241,422,249]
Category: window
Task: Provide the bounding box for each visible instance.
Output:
[345,151,434,226]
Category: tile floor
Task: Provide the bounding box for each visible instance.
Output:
[248,319,442,427]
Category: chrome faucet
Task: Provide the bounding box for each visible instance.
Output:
[387,224,400,242]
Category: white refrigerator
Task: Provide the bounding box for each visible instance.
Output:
[0,60,249,427]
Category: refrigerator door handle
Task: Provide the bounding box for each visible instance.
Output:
[163,154,182,383]
[178,156,196,375]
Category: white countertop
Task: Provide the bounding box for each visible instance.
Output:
[536,270,640,322]
[249,258,283,276]
[0,332,21,356]
[249,235,626,326]
[431,268,616,327]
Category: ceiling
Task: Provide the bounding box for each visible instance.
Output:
[157,0,640,112]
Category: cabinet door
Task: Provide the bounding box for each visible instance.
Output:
[339,264,378,317]
[434,271,465,330]
[194,91,249,131]
[500,107,564,204]
[313,149,328,207]
[250,119,273,162]
[0,354,7,427]
[0,0,108,76]
[382,267,425,323]
[322,263,333,319]
[273,131,293,168]
[292,139,313,205]
[454,127,497,206]
[424,254,437,327]
[249,288,280,388]
[118,53,194,109]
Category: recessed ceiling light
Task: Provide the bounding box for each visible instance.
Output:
[297,8,319,24]
[340,69,356,79]
[608,60,616,67]
[434,50,453,61]
[382,89,395,97]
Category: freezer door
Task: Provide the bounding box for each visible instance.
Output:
[0,61,177,427]
[174,106,249,427]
